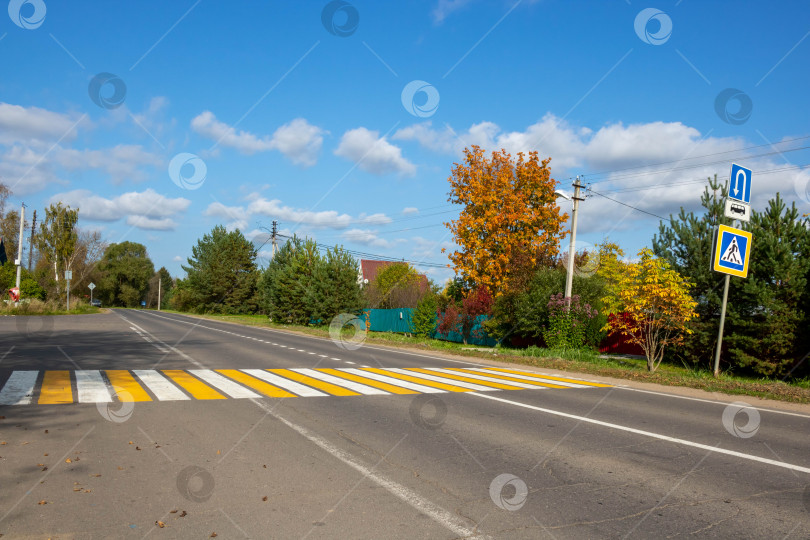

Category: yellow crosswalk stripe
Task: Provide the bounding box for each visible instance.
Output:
[361,368,472,393]
[38,371,73,404]
[216,370,296,398]
[405,368,525,390]
[481,367,612,387]
[316,368,418,395]
[447,368,570,389]
[105,370,153,401]
[162,370,226,400]
[268,369,359,396]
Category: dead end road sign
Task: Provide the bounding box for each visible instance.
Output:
[713,224,753,278]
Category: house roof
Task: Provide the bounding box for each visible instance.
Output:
[360,259,429,289]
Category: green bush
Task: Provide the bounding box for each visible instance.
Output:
[412,294,438,337]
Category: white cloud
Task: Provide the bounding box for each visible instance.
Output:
[395,115,810,231]
[191,111,324,166]
[335,127,416,176]
[54,144,163,183]
[247,198,354,229]
[402,207,419,215]
[268,118,325,167]
[432,0,474,23]
[0,102,83,146]
[342,228,401,249]
[173,255,183,262]
[48,188,190,231]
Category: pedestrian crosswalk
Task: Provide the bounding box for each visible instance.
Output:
[0,366,611,406]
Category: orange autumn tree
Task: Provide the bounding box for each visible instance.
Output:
[444,146,567,296]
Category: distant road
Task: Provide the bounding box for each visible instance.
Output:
[1,309,808,538]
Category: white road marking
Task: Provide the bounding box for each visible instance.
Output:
[241,369,328,397]
[344,361,355,365]
[132,370,190,401]
[189,370,261,399]
[346,369,445,394]
[471,392,810,476]
[430,368,545,389]
[249,398,486,539]
[331,357,341,361]
[292,368,389,395]
[387,368,495,392]
[0,371,39,405]
[75,370,112,403]
[467,368,589,388]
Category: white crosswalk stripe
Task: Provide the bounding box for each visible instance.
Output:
[241,369,328,397]
[189,370,261,399]
[76,370,113,403]
[0,370,38,405]
[133,370,190,400]
[466,368,591,388]
[386,368,495,391]
[292,368,389,395]
[428,368,543,389]
[347,369,445,393]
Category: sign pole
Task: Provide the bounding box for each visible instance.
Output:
[713,274,730,377]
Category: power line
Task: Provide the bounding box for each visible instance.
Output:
[586,188,672,222]
[583,134,810,180]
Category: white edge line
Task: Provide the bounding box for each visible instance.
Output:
[470,392,810,475]
[617,386,810,420]
[249,398,487,539]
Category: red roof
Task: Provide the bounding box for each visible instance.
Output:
[360,259,429,290]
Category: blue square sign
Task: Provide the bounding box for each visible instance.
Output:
[729,163,752,204]
[713,225,752,278]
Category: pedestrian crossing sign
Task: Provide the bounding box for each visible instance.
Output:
[713,224,752,278]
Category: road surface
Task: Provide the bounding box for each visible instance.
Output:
[1,310,808,538]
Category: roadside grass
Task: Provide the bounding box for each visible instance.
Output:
[1,299,101,316]
[156,309,810,404]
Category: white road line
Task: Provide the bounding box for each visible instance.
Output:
[346,369,445,394]
[0,371,39,405]
[471,392,810,476]
[618,387,810,419]
[249,398,486,539]
[430,368,545,389]
[467,368,590,388]
[133,370,190,401]
[75,371,112,403]
[293,369,389,395]
[345,361,355,365]
[331,357,341,361]
[189,370,261,399]
[241,369,328,397]
[387,368,496,392]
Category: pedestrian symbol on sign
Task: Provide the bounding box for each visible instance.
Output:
[720,237,742,265]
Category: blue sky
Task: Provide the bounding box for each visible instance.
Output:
[1,0,808,282]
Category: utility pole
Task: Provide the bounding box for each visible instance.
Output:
[15,203,25,301]
[158,278,161,311]
[564,177,584,304]
[27,209,36,271]
[271,220,278,258]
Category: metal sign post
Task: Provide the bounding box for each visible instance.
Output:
[88,282,96,306]
[712,165,754,377]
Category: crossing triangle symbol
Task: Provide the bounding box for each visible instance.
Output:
[720,237,742,265]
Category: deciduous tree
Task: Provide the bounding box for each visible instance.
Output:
[601,248,698,372]
[444,146,567,296]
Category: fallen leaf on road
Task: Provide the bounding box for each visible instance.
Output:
[65,458,71,463]
[41,467,47,471]
[0,442,6,445]
[179,511,187,518]
[37,463,44,467]
[210,534,217,538]
[44,430,48,434]
[169,510,178,514]
[216,450,221,455]
[262,496,267,502]
[128,441,133,445]
[117,466,124,470]
[38,500,47,505]
[83,489,91,493]
[21,441,29,445]
[263,465,266,468]
[43,453,48,456]
[91,474,101,477]
[73,487,81,492]
[156,521,165,528]
[135,447,141,451]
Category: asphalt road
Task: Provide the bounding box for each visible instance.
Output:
[1,309,809,539]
